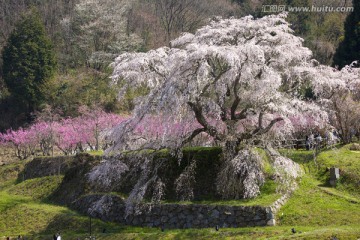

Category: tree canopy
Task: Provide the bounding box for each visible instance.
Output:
[108,13,360,199]
[110,13,357,152]
[333,0,360,68]
[2,10,56,112]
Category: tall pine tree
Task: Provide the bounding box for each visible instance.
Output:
[2,9,56,112]
[333,0,360,68]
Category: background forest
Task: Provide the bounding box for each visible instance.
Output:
[0,0,354,131]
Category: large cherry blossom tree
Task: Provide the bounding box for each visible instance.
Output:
[110,13,351,153]
[106,13,360,200]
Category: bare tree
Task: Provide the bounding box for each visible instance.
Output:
[127,0,241,49]
[330,91,360,143]
[154,0,201,43]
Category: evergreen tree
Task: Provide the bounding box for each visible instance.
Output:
[1,9,56,112]
[333,0,360,68]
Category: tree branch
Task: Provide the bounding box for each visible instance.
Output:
[234,115,283,144]
[233,107,251,120]
[230,73,242,120]
[182,127,206,145]
[252,116,283,136]
[149,64,166,78]
[230,58,247,120]
[187,101,223,141]
[258,112,264,129]
[216,93,228,121]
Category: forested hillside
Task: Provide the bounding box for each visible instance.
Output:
[0,0,354,131]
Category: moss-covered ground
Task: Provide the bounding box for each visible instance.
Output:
[0,145,359,239]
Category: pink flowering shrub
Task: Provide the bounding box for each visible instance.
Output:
[0,110,127,158]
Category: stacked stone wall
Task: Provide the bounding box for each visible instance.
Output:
[74,194,277,228]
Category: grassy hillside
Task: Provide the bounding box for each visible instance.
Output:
[0,173,126,239]
[316,145,360,196]
[0,145,359,239]
[279,175,360,226]
[281,144,360,196]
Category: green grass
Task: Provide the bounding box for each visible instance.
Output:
[85,226,360,240]
[0,185,125,238]
[278,149,314,165]
[254,147,275,176]
[317,145,360,172]
[280,144,360,196]
[0,161,24,182]
[277,145,360,226]
[0,191,358,240]
[279,144,360,174]
[278,175,360,226]
[278,148,316,175]
[88,150,104,156]
[317,145,360,196]
[1,145,360,239]
[7,175,64,200]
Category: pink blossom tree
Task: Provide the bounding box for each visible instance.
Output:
[53,111,127,155]
[77,106,128,151]
[0,109,127,157]
[0,128,38,159]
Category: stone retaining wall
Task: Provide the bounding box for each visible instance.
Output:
[74,195,276,229]
[127,204,274,228]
